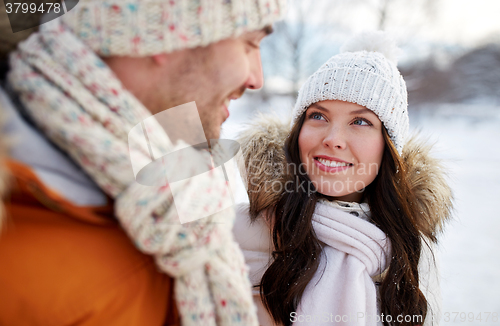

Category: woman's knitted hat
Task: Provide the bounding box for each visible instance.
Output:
[60,0,286,56]
[292,31,409,154]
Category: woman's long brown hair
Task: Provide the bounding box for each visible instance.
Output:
[258,113,432,326]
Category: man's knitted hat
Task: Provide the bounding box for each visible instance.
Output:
[60,0,286,56]
[292,31,409,154]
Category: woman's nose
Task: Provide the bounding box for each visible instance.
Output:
[322,126,347,150]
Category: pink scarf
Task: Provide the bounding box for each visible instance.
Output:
[294,201,391,325]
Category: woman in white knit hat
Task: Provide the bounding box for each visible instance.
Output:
[234,31,453,326]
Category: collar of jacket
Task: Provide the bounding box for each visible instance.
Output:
[236,113,453,237]
[320,199,371,221]
[0,85,107,207]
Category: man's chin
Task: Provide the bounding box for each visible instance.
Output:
[205,129,221,143]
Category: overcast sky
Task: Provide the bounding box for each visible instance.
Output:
[302,0,500,46]
[434,0,500,45]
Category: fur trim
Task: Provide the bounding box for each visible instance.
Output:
[237,113,290,218]
[237,114,453,233]
[402,136,453,234]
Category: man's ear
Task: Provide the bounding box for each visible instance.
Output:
[151,53,169,66]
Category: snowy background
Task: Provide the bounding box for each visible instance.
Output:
[421,103,500,325]
[222,0,500,323]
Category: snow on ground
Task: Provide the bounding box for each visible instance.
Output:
[413,103,500,325]
[222,95,500,325]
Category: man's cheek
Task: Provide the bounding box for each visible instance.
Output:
[225,51,251,87]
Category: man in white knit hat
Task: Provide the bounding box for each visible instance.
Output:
[0,1,286,325]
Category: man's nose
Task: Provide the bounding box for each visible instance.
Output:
[244,51,264,90]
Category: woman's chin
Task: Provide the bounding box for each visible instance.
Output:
[316,188,364,203]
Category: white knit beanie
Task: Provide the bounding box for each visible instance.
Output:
[59,0,286,56]
[292,31,409,154]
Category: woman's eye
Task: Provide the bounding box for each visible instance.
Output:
[353,118,371,126]
[311,113,324,120]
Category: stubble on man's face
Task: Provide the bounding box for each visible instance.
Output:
[151,40,248,143]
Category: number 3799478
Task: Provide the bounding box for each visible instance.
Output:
[5,2,62,14]
[444,312,498,323]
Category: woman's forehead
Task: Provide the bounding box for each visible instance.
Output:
[307,100,378,117]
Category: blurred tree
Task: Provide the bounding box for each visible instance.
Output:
[260,0,344,97]
[370,0,438,31]
[259,0,441,100]
[401,43,500,105]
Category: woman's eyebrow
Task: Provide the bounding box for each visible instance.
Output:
[350,108,373,115]
[309,103,329,112]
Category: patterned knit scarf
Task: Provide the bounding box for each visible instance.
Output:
[8,20,258,326]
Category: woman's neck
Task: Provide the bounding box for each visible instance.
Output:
[319,191,365,203]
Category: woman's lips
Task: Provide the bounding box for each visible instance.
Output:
[314,157,353,173]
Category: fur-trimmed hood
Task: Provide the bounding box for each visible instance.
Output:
[237,113,453,236]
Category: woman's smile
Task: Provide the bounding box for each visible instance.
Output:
[314,155,353,173]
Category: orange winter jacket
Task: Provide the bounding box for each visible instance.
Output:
[0,160,180,326]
